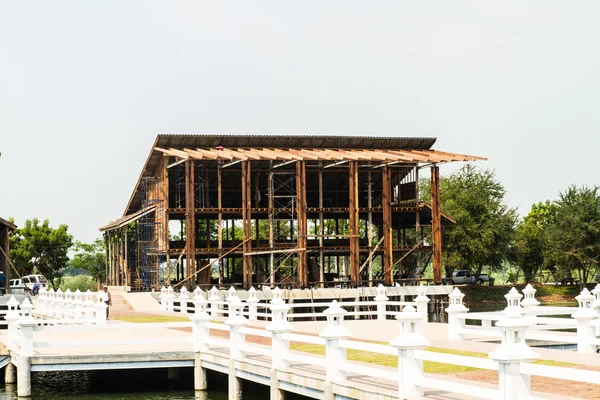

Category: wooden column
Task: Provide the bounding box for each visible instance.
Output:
[268,166,275,286]
[0,227,9,293]
[217,162,223,286]
[296,161,307,287]
[431,165,443,284]
[367,169,373,286]
[162,156,170,288]
[242,161,253,288]
[318,162,325,288]
[124,228,129,287]
[185,160,196,281]
[415,166,421,272]
[348,161,360,286]
[382,166,393,285]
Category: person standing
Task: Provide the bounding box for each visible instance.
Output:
[102,285,112,319]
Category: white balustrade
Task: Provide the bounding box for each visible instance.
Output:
[191,290,210,353]
[319,300,352,383]
[209,286,220,317]
[446,288,469,340]
[374,284,389,321]
[179,287,189,314]
[390,305,430,399]
[247,287,259,321]
[414,284,430,324]
[266,287,292,370]
[573,288,597,354]
[489,304,538,400]
[160,286,167,311]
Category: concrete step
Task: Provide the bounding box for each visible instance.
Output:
[110,293,133,311]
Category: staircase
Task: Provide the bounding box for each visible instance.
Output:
[110,293,134,313]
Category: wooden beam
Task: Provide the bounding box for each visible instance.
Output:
[431,165,443,284]
[296,161,308,287]
[382,166,393,284]
[318,162,324,288]
[349,161,360,286]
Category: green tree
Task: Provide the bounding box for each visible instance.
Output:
[9,218,73,289]
[547,185,600,285]
[421,165,517,276]
[70,238,106,284]
[514,201,554,283]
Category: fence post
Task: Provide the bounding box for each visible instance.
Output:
[445,288,469,341]
[179,287,189,314]
[209,286,220,318]
[489,307,538,400]
[374,284,389,321]
[225,298,247,400]
[414,284,430,325]
[390,305,430,399]
[266,287,292,400]
[64,289,74,321]
[166,287,175,312]
[84,290,95,322]
[5,296,20,351]
[73,289,84,321]
[267,287,292,369]
[160,286,167,311]
[247,287,259,321]
[319,301,352,385]
[17,299,35,397]
[591,284,600,337]
[55,288,65,320]
[503,287,524,317]
[191,291,211,353]
[573,288,597,354]
[95,295,107,325]
[46,288,56,319]
[37,287,48,318]
[520,284,540,323]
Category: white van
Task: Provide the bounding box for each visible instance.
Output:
[21,275,48,294]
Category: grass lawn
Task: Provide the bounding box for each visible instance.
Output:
[112,315,191,323]
[289,343,577,373]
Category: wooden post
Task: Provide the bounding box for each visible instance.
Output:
[242,161,253,288]
[1,226,10,293]
[218,162,223,286]
[268,165,275,286]
[296,161,308,287]
[348,161,360,286]
[415,166,421,273]
[124,228,128,287]
[185,160,196,281]
[431,165,443,284]
[382,166,393,285]
[367,169,373,286]
[318,162,325,288]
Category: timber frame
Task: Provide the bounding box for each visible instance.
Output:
[100,134,485,290]
[0,217,16,294]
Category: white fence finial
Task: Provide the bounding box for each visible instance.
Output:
[446,288,469,341]
[503,287,524,318]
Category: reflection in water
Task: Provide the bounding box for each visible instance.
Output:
[0,368,303,400]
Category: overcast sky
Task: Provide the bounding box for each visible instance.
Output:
[1,1,599,243]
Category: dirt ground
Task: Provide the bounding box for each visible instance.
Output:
[112,310,600,399]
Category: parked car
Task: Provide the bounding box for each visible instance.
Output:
[443,270,494,286]
[10,278,26,294]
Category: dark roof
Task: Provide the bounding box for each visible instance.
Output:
[155,133,437,150]
[0,217,17,230]
[123,134,438,216]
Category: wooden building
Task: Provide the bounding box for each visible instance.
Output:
[100,134,484,290]
[0,217,17,293]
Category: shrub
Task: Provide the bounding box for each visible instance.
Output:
[57,275,97,292]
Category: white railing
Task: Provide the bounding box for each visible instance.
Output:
[9,283,600,400]
[160,283,430,324]
[447,284,600,354]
